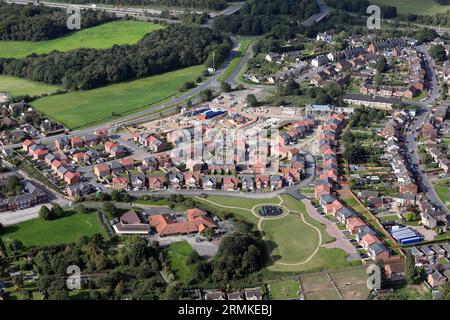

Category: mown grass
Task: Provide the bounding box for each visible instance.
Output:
[164,241,195,283]
[0,211,105,250]
[0,20,164,58]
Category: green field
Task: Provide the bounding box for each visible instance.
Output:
[0,211,105,250]
[0,75,61,97]
[269,279,299,300]
[262,214,320,263]
[433,179,450,204]
[0,20,164,58]
[31,65,204,129]
[370,0,450,15]
[164,241,195,283]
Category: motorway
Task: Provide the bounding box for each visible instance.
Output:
[403,44,449,214]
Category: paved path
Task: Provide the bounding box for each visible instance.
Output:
[302,199,359,260]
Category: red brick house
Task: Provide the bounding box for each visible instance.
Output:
[111,177,129,190]
[22,139,34,152]
[222,177,239,191]
[94,163,111,178]
[120,157,135,171]
[64,171,81,185]
[148,175,165,190]
[71,136,84,148]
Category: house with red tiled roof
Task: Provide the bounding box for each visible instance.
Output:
[255,175,269,189]
[120,157,134,171]
[222,177,239,191]
[51,159,62,172]
[315,184,331,199]
[72,152,88,164]
[283,168,301,185]
[71,136,84,148]
[325,200,344,215]
[22,139,35,152]
[32,148,48,160]
[94,163,111,178]
[104,141,119,153]
[111,177,129,190]
[64,171,81,185]
[184,172,201,189]
[360,233,382,250]
[346,216,366,234]
[148,175,165,190]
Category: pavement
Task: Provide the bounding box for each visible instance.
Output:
[302,199,360,261]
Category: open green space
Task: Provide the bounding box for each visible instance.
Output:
[164,241,195,283]
[31,65,204,129]
[0,75,61,97]
[0,211,105,250]
[262,213,320,263]
[433,179,450,204]
[370,0,450,15]
[0,20,164,58]
[269,279,299,300]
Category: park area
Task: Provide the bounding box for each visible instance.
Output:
[0,210,106,253]
[31,65,204,129]
[370,0,450,15]
[433,178,450,209]
[0,20,163,58]
[269,279,300,300]
[196,194,359,273]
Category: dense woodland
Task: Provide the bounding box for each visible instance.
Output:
[50,0,232,10]
[212,0,319,36]
[0,3,116,41]
[0,25,231,90]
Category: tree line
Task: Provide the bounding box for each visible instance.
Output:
[0,3,116,41]
[49,0,230,10]
[212,0,319,37]
[0,25,232,90]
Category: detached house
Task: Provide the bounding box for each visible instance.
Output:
[94,163,111,178]
[148,175,165,190]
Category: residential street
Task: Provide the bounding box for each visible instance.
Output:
[403,44,448,214]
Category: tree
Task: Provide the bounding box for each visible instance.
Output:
[51,203,64,219]
[110,190,123,202]
[39,205,51,220]
[220,82,232,92]
[102,202,119,218]
[246,94,258,107]
[9,239,23,252]
[375,56,388,73]
[405,252,417,284]
[199,88,214,102]
[277,79,300,96]
[430,44,447,62]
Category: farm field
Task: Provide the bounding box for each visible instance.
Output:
[0,211,105,250]
[164,241,195,283]
[0,75,61,97]
[31,65,204,129]
[0,20,164,58]
[370,0,450,15]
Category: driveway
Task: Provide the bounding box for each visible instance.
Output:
[302,199,360,261]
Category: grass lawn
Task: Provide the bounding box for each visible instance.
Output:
[378,214,399,222]
[370,0,450,15]
[218,36,258,83]
[0,75,61,97]
[31,65,204,129]
[262,213,321,264]
[269,279,299,300]
[433,179,450,204]
[0,211,106,250]
[0,20,164,58]
[164,241,195,283]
